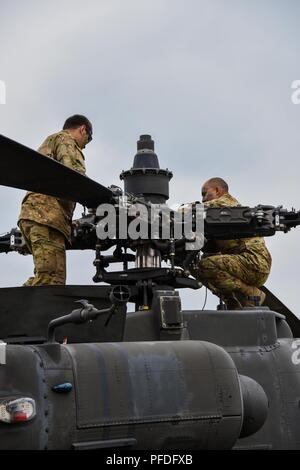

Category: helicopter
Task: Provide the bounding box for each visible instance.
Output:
[0,133,300,450]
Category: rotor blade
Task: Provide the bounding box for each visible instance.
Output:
[0,135,113,207]
[261,286,300,337]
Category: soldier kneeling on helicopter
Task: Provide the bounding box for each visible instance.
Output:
[191,177,272,310]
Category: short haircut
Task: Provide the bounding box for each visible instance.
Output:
[206,177,229,192]
[63,115,92,133]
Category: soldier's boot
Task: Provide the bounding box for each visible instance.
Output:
[23,277,35,287]
[223,293,243,310]
[236,287,266,308]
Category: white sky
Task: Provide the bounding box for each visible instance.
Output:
[0,0,299,314]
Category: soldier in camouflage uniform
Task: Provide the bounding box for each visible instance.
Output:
[191,177,272,309]
[18,115,93,286]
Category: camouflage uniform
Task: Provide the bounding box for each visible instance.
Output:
[191,193,272,308]
[18,130,86,286]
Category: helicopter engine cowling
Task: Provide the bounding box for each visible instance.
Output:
[0,340,267,450]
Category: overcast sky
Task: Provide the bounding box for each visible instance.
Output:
[0,0,299,315]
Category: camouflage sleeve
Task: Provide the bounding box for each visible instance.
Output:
[53,135,86,175]
[204,199,227,208]
[204,194,239,208]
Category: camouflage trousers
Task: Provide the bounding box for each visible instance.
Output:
[192,254,269,304]
[19,220,66,286]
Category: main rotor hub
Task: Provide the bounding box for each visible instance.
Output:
[120,134,173,204]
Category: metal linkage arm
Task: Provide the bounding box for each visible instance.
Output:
[204,205,300,240]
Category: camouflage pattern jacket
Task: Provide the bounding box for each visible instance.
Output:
[18,130,86,242]
[204,193,272,274]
